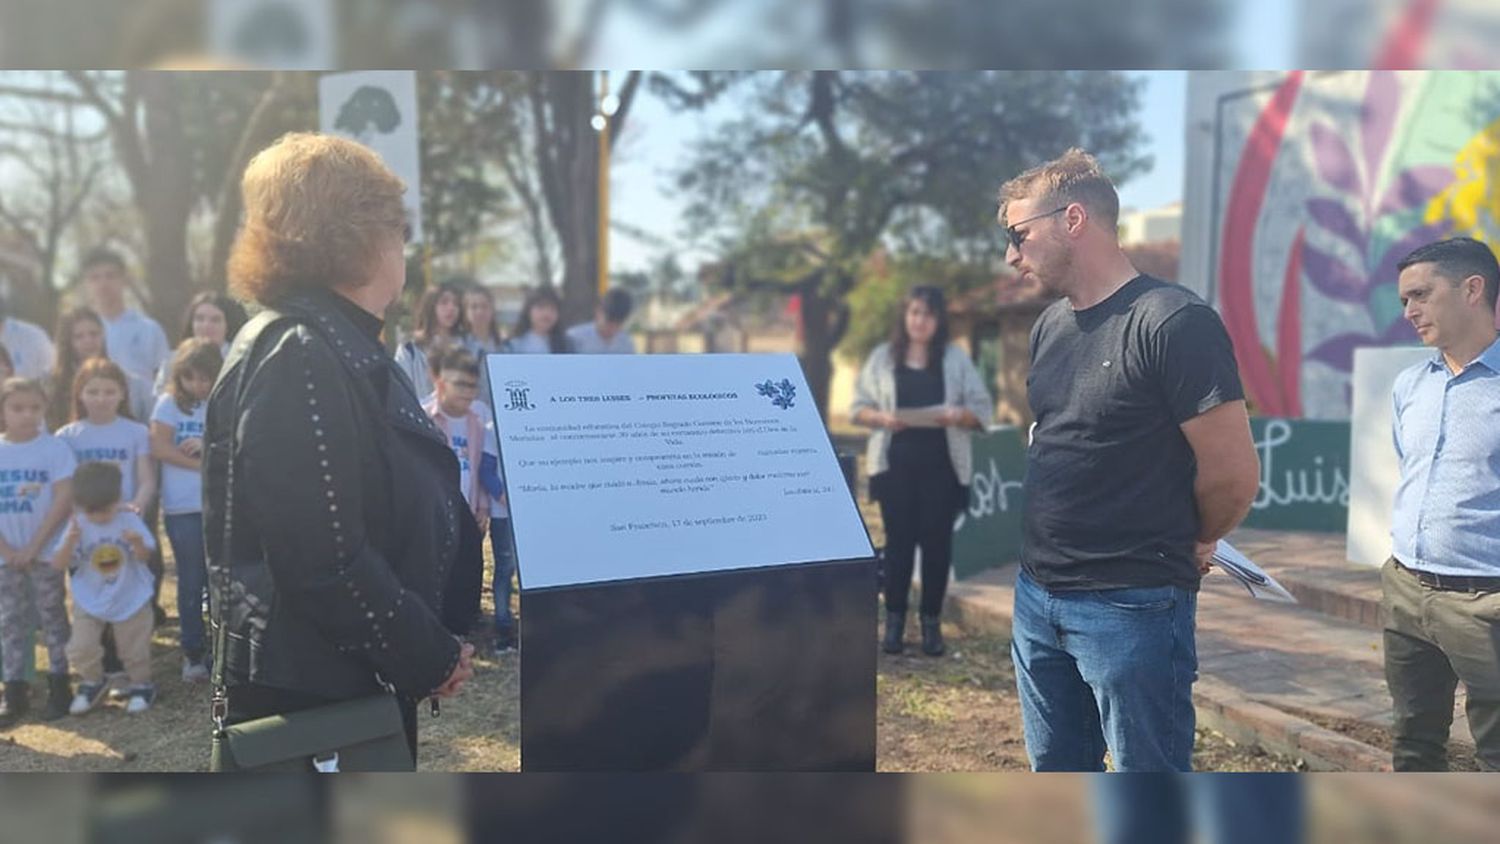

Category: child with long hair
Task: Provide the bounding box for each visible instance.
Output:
[56,359,155,519]
[0,378,78,726]
[396,280,470,399]
[507,285,571,354]
[48,307,106,431]
[153,291,247,395]
[461,279,504,409]
[149,339,222,681]
[55,358,159,684]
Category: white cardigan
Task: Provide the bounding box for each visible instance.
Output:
[850,342,994,485]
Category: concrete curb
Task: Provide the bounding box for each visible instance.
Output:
[1274,571,1383,630]
[944,569,1392,772]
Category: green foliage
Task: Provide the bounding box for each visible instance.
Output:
[417,72,523,259]
[672,70,1151,295]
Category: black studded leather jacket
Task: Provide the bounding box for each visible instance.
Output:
[204,287,464,701]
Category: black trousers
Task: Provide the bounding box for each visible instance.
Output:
[873,454,965,618]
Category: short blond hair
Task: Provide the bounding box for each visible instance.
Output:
[227,132,407,304]
[998,148,1120,230]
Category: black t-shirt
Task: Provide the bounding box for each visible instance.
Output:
[889,362,948,468]
[1022,275,1244,591]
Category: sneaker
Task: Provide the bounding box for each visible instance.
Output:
[69,683,108,716]
[125,686,156,714]
[494,626,517,652]
[181,659,210,683]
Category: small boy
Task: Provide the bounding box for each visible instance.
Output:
[424,347,499,639]
[51,461,157,714]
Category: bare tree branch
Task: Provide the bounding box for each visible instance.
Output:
[608,70,642,153]
[0,84,92,106]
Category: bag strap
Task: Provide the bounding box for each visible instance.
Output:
[210,314,299,734]
[209,359,247,735]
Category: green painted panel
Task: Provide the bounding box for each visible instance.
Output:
[1241,417,1351,533]
[947,417,1351,580]
[951,426,1026,578]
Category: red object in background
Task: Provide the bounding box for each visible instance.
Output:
[1375,0,1441,70]
[786,292,803,342]
[1219,71,1304,417]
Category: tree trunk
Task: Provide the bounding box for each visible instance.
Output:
[529,71,599,326]
[134,72,195,330]
[798,284,837,420]
[207,73,304,290]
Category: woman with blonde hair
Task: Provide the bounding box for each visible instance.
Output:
[205,132,475,769]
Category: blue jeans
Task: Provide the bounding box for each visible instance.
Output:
[1012,567,1199,772]
[490,518,515,632]
[1092,775,1305,844]
[165,512,207,662]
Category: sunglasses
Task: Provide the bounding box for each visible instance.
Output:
[1004,206,1068,250]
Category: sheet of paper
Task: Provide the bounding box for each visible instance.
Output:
[488,353,876,590]
[892,406,949,428]
[1212,540,1298,603]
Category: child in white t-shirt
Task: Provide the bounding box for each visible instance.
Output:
[422,347,492,639]
[423,347,491,529]
[150,339,222,681]
[55,358,157,514]
[55,356,158,625]
[51,461,156,714]
[0,378,77,727]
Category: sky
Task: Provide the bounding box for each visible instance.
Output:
[608,71,1192,275]
[604,0,1302,274]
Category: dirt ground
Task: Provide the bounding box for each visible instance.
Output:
[875,615,1299,772]
[0,539,522,773]
[0,530,1293,771]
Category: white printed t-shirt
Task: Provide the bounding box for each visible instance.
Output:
[151,394,205,515]
[61,510,155,622]
[55,418,152,503]
[0,433,77,562]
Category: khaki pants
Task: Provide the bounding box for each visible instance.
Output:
[1381,557,1500,771]
[66,602,153,687]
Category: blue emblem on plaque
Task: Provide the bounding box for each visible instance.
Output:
[755,378,797,410]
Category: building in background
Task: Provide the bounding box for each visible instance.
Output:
[1119,201,1183,245]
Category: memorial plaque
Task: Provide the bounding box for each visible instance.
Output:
[488,354,877,771]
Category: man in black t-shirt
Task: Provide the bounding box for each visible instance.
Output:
[998,149,1259,772]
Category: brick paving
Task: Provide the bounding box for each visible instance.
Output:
[945,527,1481,771]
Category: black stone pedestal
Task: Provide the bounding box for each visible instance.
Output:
[519,558,876,771]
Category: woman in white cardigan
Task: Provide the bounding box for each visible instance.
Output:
[852,286,993,656]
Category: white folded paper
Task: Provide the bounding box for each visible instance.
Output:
[893,405,949,428]
[1212,540,1298,603]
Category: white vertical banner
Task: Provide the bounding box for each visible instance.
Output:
[208,0,336,69]
[318,71,424,243]
[1346,346,1433,568]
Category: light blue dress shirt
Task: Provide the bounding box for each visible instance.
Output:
[1391,336,1500,576]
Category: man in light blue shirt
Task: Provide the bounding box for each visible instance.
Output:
[1385,237,1500,771]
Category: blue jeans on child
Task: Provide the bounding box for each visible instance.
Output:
[1011,567,1199,772]
[164,513,208,662]
[1092,774,1304,844]
[490,517,515,633]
